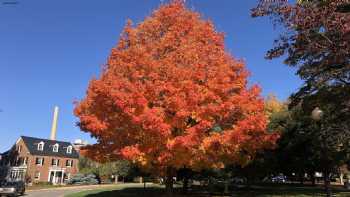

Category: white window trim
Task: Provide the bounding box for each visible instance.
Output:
[53,143,59,152]
[67,146,72,154]
[37,141,44,151]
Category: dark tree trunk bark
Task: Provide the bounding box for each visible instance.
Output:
[246,177,252,189]
[182,176,189,194]
[323,170,332,197]
[299,173,304,185]
[165,168,175,196]
[165,176,174,196]
[311,173,316,186]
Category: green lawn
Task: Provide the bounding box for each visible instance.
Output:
[65,183,350,197]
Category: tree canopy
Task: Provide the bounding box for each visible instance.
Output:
[252,0,350,105]
[75,0,278,181]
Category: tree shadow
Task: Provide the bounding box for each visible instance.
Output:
[85,187,166,197]
[85,187,212,197]
[84,184,350,197]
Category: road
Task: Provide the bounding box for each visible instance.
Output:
[25,184,117,197]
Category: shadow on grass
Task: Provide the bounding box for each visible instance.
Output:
[85,187,168,197]
[83,184,350,197]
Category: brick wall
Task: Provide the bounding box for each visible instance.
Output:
[2,138,79,184]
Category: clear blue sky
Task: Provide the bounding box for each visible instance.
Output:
[0,0,302,152]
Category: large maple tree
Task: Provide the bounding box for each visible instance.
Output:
[75,0,277,190]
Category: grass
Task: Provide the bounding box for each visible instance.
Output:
[65,183,350,197]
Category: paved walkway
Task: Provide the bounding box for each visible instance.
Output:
[25,184,117,197]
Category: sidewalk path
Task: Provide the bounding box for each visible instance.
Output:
[25,184,119,197]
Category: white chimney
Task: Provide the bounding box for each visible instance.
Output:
[50,106,59,140]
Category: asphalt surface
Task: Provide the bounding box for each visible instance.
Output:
[24,184,116,197]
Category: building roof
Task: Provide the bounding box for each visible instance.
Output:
[20,136,79,159]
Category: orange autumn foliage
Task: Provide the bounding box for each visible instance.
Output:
[74,0,278,175]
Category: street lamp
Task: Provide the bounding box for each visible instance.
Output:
[311,107,332,197]
[311,107,323,121]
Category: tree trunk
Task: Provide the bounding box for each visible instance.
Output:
[165,176,174,196]
[224,180,229,194]
[299,173,304,185]
[246,177,252,189]
[310,173,316,186]
[115,175,119,184]
[182,177,189,194]
[323,170,332,197]
[165,168,175,196]
[340,172,344,185]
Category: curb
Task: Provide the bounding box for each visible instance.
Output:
[26,184,117,192]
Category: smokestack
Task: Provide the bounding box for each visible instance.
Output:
[50,106,59,140]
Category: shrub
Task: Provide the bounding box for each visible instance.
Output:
[68,173,99,185]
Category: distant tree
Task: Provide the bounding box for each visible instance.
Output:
[268,91,350,193]
[79,156,131,183]
[78,156,99,175]
[264,94,285,118]
[75,0,278,194]
[98,160,131,183]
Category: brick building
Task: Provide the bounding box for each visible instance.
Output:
[0,136,79,185]
[0,107,80,185]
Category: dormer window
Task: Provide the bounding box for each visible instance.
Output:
[53,143,59,152]
[67,146,72,154]
[37,142,44,151]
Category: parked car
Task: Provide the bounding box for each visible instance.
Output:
[0,181,25,197]
[230,177,246,184]
[271,175,287,183]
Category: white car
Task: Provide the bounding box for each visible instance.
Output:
[0,181,25,197]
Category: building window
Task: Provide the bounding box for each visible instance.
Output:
[16,157,24,166]
[67,146,72,154]
[51,158,59,166]
[38,142,44,151]
[64,173,70,182]
[53,144,59,152]
[24,157,28,165]
[35,157,44,166]
[66,160,73,167]
[34,171,40,180]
